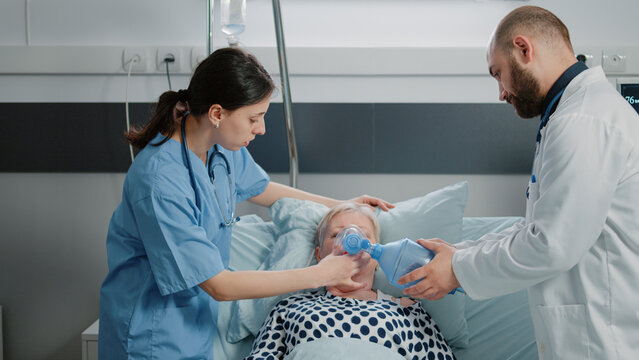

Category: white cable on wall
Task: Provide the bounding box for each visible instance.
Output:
[125,58,137,164]
[164,60,173,91]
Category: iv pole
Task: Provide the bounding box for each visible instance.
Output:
[207,0,299,189]
[271,0,299,189]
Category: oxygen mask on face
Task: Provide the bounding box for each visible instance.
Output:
[333,225,372,256]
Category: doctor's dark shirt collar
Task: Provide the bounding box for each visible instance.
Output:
[541,60,589,119]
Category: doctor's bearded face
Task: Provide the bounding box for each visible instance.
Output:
[488,43,545,119]
[505,56,545,119]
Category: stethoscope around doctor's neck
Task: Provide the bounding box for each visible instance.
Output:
[180,111,240,227]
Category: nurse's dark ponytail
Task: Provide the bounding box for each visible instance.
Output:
[125,47,275,149]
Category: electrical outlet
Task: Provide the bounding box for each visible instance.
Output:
[575,53,593,66]
[574,47,603,68]
[122,48,147,72]
[603,50,627,73]
[156,47,182,72]
[191,47,207,71]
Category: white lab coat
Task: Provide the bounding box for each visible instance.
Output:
[452,66,639,360]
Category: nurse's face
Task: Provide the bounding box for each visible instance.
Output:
[216,95,270,151]
[488,46,545,119]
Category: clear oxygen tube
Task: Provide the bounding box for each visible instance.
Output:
[334,226,464,294]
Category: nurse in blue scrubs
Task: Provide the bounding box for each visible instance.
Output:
[98,47,392,359]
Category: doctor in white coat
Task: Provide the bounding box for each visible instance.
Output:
[399,6,639,360]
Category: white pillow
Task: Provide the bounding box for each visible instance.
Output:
[228,214,279,271]
[226,182,469,349]
[375,181,470,348]
[227,199,330,342]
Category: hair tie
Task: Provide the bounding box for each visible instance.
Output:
[177,89,190,102]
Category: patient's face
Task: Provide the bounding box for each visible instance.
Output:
[318,211,379,294]
[317,211,377,260]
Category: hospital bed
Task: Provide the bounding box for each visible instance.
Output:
[214,182,538,360]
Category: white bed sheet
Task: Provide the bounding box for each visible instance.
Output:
[454,217,537,360]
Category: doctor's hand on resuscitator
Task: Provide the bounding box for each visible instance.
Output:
[398,239,461,301]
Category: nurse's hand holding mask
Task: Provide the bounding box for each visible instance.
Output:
[315,252,370,292]
[398,238,461,300]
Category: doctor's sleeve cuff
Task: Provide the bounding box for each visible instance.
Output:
[455,220,525,251]
[452,248,492,301]
[454,239,477,250]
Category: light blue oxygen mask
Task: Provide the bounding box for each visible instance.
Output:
[334,226,464,295]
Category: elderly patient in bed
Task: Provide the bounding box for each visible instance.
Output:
[244,203,456,360]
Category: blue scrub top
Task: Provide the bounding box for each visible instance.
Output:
[99,133,269,359]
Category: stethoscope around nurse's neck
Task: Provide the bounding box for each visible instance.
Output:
[180,111,240,227]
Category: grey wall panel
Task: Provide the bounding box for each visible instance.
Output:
[294,103,374,173]
[249,103,375,173]
[0,103,152,172]
[1,102,538,174]
[246,102,290,173]
[373,103,538,174]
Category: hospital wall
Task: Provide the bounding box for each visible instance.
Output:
[1,0,638,359]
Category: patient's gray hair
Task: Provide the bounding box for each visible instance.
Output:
[314,202,381,249]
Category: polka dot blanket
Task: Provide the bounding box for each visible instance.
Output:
[244,291,456,360]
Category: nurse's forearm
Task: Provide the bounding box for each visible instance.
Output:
[199,267,325,301]
[248,182,339,208]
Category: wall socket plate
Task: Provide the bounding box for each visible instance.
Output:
[603,50,627,73]
[574,47,603,68]
[191,47,207,71]
[156,47,182,72]
[122,48,147,72]
[575,53,594,66]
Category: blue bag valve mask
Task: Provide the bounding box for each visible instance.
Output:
[334,226,464,294]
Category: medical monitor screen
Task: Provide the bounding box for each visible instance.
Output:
[620,83,639,115]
